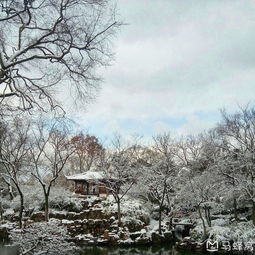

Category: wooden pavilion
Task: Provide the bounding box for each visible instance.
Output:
[66,171,116,197]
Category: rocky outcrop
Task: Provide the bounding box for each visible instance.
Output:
[63,219,111,237]
[28,197,174,246]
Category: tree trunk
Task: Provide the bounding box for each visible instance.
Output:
[233,197,238,221]
[207,208,211,227]
[204,207,211,227]
[198,205,207,240]
[43,186,50,222]
[13,182,24,229]
[0,201,3,221]
[159,207,162,235]
[251,174,255,225]
[45,194,49,222]
[19,192,24,229]
[79,155,83,173]
[117,200,121,227]
[3,178,14,200]
[168,209,173,231]
[86,157,93,172]
[8,182,14,200]
[252,201,255,225]
[204,208,208,226]
[158,179,167,235]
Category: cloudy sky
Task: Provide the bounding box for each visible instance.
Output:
[70,0,255,141]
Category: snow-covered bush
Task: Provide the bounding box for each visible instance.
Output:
[102,195,150,230]
[103,196,149,219]
[48,187,82,211]
[10,218,78,255]
[0,197,12,210]
[211,218,230,227]
[10,185,44,212]
[191,219,255,243]
[9,185,82,213]
[121,216,144,232]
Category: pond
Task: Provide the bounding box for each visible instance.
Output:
[0,244,19,255]
[78,244,206,255]
[0,244,206,255]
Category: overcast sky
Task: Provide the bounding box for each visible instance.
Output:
[69,0,255,141]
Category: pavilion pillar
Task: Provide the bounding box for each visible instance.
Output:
[86,182,89,195]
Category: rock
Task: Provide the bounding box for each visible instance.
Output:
[129,232,141,240]
[4,213,19,222]
[108,232,119,245]
[0,227,10,242]
[195,242,204,252]
[79,210,89,219]
[3,209,18,222]
[103,230,109,239]
[119,231,129,240]
[88,209,104,219]
[163,231,173,242]
[30,211,45,222]
[93,204,102,209]
[135,236,151,244]
[139,215,150,225]
[109,216,115,225]
[183,236,192,242]
[124,219,144,232]
[23,220,34,228]
[64,220,86,236]
[81,200,89,210]
[176,237,198,251]
[151,232,163,244]
[69,212,81,220]
[49,211,67,220]
[109,223,119,232]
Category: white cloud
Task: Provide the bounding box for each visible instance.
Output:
[153,121,174,135]
[176,115,218,136]
[66,0,255,139]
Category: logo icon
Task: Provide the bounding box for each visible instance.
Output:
[222,241,231,251]
[206,240,219,252]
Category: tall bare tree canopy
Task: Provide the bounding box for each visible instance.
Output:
[0,0,120,110]
[70,133,104,173]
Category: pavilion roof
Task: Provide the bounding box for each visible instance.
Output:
[65,171,105,181]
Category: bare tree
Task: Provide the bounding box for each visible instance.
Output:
[29,117,75,221]
[0,0,121,110]
[70,132,104,173]
[141,133,177,235]
[215,149,243,221]
[100,134,142,227]
[0,118,15,200]
[217,107,255,224]
[178,170,222,240]
[176,133,223,238]
[0,116,31,228]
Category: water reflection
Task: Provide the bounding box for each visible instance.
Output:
[0,245,19,255]
[79,245,205,255]
[1,244,206,255]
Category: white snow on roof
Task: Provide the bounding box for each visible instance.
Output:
[66,171,105,181]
